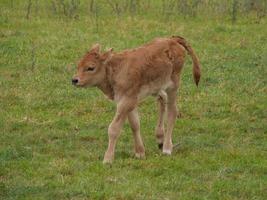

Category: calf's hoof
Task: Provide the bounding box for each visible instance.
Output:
[103,158,113,164]
[162,149,172,155]
[158,143,163,150]
[103,152,113,164]
[135,151,145,159]
[163,143,172,155]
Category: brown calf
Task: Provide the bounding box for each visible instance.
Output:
[72,36,201,163]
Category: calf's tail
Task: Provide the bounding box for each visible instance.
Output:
[172,36,201,86]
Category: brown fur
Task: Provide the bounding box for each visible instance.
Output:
[72,36,201,163]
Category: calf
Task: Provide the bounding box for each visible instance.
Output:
[72,36,201,163]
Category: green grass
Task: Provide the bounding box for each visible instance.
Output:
[1,1,267,200]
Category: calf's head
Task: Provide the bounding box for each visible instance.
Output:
[72,44,113,87]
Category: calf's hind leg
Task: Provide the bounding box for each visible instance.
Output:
[155,93,167,149]
[128,108,145,158]
[163,88,177,155]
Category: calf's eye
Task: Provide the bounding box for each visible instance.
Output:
[86,67,95,71]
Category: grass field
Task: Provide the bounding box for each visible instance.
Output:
[1,1,267,199]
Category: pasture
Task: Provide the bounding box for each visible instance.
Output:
[0,1,266,199]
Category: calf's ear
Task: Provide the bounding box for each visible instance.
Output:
[101,48,113,63]
[90,43,101,54]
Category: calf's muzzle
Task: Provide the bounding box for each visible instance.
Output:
[72,78,78,85]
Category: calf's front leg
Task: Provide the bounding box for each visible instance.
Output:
[103,98,136,164]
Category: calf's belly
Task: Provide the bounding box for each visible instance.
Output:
[138,80,173,101]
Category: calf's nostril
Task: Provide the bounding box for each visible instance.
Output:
[72,78,78,85]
